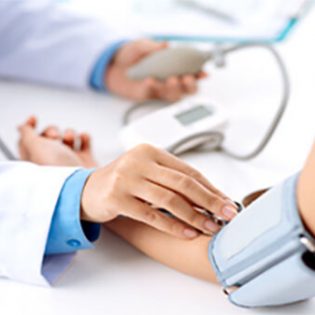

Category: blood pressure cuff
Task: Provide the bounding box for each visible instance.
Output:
[209,174,315,308]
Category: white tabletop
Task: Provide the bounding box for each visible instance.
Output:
[1,6,315,315]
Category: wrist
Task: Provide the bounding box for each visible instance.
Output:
[80,167,117,223]
[103,62,117,95]
[90,40,127,91]
[80,170,100,222]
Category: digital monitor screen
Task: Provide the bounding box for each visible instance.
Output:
[175,105,213,126]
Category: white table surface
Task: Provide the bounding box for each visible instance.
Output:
[1,4,315,315]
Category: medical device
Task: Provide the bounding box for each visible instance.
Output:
[124,44,290,160]
[128,46,211,81]
[209,174,315,307]
[0,44,290,162]
[121,98,228,155]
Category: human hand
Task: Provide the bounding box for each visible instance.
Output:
[18,117,237,239]
[18,116,97,168]
[81,144,238,239]
[105,39,207,102]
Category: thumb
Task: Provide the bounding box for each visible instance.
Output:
[18,116,41,161]
[118,40,168,66]
[134,40,168,60]
[18,122,38,149]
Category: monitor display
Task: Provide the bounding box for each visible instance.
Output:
[175,105,213,126]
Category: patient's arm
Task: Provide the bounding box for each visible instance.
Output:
[297,142,315,237]
[105,142,315,284]
[105,218,217,283]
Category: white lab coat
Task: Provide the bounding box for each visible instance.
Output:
[0,0,124,88]
[0,162,78,285]
[0,0,124,285]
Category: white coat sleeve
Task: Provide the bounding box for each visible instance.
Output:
[0,0,125,89]
[0,161,79,285]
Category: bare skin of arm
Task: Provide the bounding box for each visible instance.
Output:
[105,218,217,283]
[297,142,315,238]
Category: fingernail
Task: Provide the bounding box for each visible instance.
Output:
[183,228,198,239]
[222,206,238,220]
[204,220,219,233]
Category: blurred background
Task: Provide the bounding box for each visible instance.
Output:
[60,0,312,40]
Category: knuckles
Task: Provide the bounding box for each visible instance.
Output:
[187,211,203,227]
[109,172,125,190]
[130,143,158,157]
[142,209,158,223]
[160,191,178,208]
[207,196,223,214]
[116,144,159,171]
[186,169,204,182]
[178,175,194,191]
[169,221,185,236]
[96,144,161,205]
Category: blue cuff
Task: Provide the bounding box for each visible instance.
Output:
[45,169,101,255]
[90,40,128,91]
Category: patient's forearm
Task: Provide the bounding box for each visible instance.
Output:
[297,142,315,237]
[105,218,217,283]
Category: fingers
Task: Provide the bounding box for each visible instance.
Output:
[43,127,91,152]
[147,165,237,221]
[24,116,37,128]
[135,77,163,101]
[18,116,39,160]
[197,71,208,79]
[134,181,221,235]
[140,77,182,102]
[61,129,93,152]
[18,116,38,146]
[19,116,92,153]
[63,128,77,149]
[136,74,204,102]
[146,147,238,220]
[164,76,183,101]
[18,116,37,134]
[154,148,229,200]
[41,126,62,140]
[162,75,200,100]
[135,40,168,60]
[182,75,198,94]
[80,133,91,152]
[122,197,201,239]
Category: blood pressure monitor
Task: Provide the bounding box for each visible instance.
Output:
[120,98,228,154]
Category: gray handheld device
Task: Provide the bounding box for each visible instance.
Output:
[127,46,212,81]
[125,44,290,161]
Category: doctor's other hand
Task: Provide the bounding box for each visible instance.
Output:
[81,144,238,239]
[105,39,207,102]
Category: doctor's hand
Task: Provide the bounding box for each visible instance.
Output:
[18,117,238,239]
[105,40,207,102]
[81,144,238,239]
